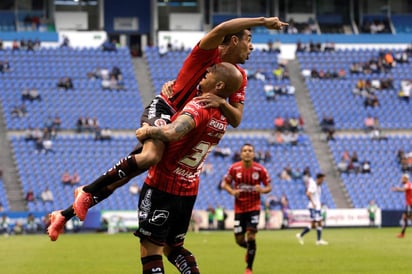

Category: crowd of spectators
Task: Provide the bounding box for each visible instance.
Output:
[337,151,371,174]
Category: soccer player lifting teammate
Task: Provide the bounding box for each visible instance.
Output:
[47,16,288,241]
[133,62,243,274]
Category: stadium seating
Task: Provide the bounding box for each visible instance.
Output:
[0,47,144,130]
[9,133,335,212]
[328,135,412,209]
[297,49,412,130]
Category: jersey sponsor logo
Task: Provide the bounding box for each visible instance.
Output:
[160,113,171,120]
[149,210,169,226]
[208,118,227,131]
[138,211,148,220]
[183,105,199,116]
[148,98,159,119]
[140,189,152,216]
[238,184,256,192]
[154,118,167,127]
[138,227,152,236]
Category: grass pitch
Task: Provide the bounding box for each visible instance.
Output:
[1,228,409,274]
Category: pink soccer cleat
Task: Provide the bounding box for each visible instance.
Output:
[73,186,94,221]
[47,211,66,241]
[244,268,253,274]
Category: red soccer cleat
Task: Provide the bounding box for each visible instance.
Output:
[47,211,67,241]
[397,233,405,238]
[244,268,253,274]
[73,186,94,221]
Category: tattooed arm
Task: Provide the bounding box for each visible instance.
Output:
[136,113,195,143]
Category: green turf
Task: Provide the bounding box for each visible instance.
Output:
[1,228,410,274]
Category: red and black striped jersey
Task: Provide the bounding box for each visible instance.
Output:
[162,43,246,112]
[223,162,271,213]
[145,99,228,196]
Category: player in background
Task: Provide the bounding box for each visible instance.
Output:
[134,62,243,274]
[296,173,328,246]
[221,143,272,274]
[391,173,412,238]
[47,17,288,240]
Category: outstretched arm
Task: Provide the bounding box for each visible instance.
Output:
[136,114,195,143]
[200,17,288,50]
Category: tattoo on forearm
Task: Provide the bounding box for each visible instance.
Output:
[148,118,192,142]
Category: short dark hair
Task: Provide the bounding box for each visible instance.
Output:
[241,143,254,150]
[221,29,250,45]
[316,173,325,179]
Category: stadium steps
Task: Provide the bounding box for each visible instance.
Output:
[287,59,352,208]
[0,100,26,211]
[132,57,156,106]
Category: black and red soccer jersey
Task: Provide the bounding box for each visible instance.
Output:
[162,43,246,112]
[223,162,271,213]
[145,99,228,196]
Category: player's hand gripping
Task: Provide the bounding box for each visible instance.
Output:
[161,80,175,98]
[264,17,289,31]
[135,123,150,142]
[195,93,226,108]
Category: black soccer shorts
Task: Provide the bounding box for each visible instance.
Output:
[135,183,197,247]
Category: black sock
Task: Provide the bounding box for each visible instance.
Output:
[167,247,200,274]
[83,155,144,194]
[60,206,75,219]
[401,219,408,234]
[141,255,164,274]
[246,240,256,270]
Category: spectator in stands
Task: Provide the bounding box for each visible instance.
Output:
[201,162,214,176]
[41,187,54,202]
[213,147,232,158]
[60,35,70,47]
[76,116,85,133]
[57,77,73,90]
[0,60,10,73]
[263,84,276,100]
[12,39,20,51]
[129,183,140,195]
[320,115,335,141]
[0,202,4,212]
[267,130,284,146]
[302,167,311,186]
[0,213,10,235]
[71,172,81,186]
[274,116,285,131]
[95,127,112,141]
[364,94,379,108]
[364,115,377,133]
[337,156,349,173]
[296,40,306,52]
[279,166,292,181]
[42,138,54,154]
[25,189,35,202]
[61,170,72,186]
[399,80,411,103]
[361,161,371,173]
[26,213,38,234]
[102,39,117,52]
[11,104,27,118]
[0,39,3,50]
[21,88,41,102]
